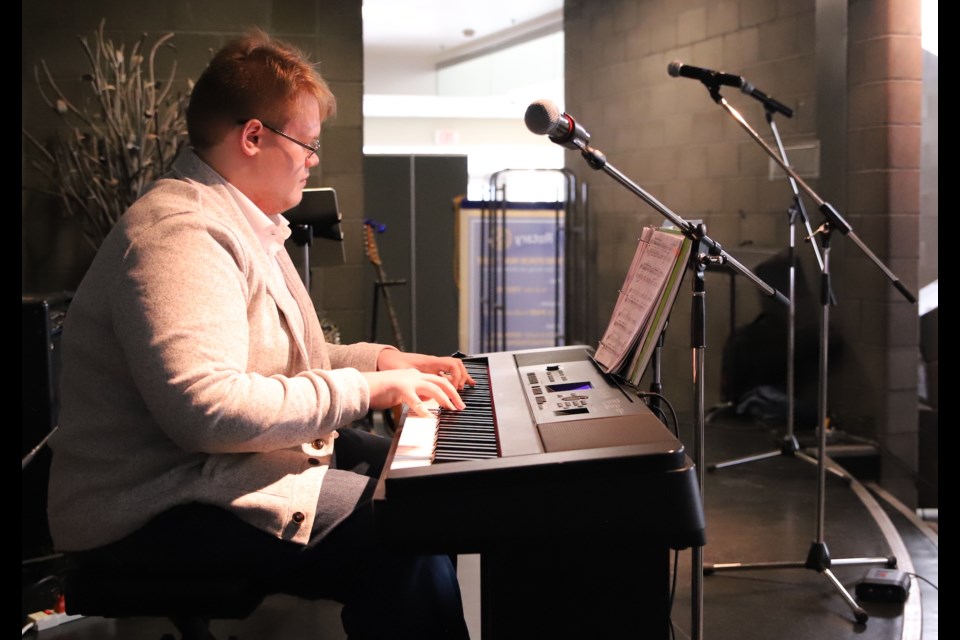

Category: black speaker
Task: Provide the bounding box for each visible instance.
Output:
[22,292,72,560]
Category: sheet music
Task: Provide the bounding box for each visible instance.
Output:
[625,231,692,384]
[595,228,651,370]
[595,227,686,373]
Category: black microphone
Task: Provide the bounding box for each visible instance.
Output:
[524,99,591,150]
[740,81,794,118]
[668,60,744,89]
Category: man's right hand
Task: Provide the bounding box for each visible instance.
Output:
[362,369,465,417]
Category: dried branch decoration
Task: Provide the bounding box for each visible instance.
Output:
[23,21,191,249]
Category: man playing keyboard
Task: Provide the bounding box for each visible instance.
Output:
[47,29,472,640]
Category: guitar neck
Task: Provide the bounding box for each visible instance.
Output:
[365,224,406,351]
[376,265,405,351]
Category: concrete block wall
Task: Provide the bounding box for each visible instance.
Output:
[21,0,369,342]
[564,0,922,504]
[565,0,822,409]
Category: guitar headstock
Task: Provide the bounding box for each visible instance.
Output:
[363,219,385,266]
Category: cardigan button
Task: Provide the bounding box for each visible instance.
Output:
[308,458,320,466]
[312,439,324,450]
[292,512,306,524]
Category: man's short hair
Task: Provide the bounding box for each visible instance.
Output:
[187,30,336,150]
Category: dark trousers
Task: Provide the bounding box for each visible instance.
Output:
[73,428,469,639]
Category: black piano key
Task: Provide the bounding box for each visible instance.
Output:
[436,437,497,446]
[434,452,496,462]
[435,451,499,460]
[435,442,495,451]
[437,431,497,440]
[404,358,500,463]
[436,434,497,443]
[436,432,497,443]
[436,423,495,432]
[435,439,498,450]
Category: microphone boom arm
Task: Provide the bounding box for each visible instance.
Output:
[572,138,787,306]
[715,96,916,303]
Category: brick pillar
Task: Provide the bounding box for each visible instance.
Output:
[837,0,921,506]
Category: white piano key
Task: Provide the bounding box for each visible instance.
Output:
[390,402,440,469]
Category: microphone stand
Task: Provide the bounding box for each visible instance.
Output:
[647,320,668,427]
[698,82,914,625]
[570,136,788,640]
[708,105,847,481]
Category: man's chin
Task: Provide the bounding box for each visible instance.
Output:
[280,193,304,215]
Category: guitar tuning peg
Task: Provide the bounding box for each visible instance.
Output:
[364,218,388,234]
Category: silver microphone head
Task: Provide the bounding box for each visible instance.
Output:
[524,99,562,136]
[667,60,683,77]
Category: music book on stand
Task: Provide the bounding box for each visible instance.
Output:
[594,226,692,386]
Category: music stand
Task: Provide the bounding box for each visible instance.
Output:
[646,322,669,427]
[695,76,914,625]
[285,187,345,290]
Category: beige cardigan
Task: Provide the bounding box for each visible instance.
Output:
[48,150,387,551]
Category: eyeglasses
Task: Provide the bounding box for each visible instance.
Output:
[238,119,320,159]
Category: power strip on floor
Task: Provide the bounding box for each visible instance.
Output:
[855,568,911,603]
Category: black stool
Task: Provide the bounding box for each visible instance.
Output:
[63,567,266,640]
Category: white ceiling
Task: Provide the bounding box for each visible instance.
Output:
[362,0,565,114]
[362,0,563,60]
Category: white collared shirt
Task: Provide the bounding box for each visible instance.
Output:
[219,177,307,344]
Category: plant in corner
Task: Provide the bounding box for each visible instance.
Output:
[22,20,191,250]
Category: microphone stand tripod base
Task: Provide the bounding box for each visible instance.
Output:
[707,433,814,470]
[708,433,851,482]
[705,541,895,625]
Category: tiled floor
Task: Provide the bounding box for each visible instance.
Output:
[22,413,937,640]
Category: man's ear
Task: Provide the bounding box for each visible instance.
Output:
[239,120,263,157]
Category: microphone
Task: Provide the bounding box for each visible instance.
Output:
[740,81,794,118]
[524,99,591,150]
[668,60,744,89]
[669,60,793,118]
